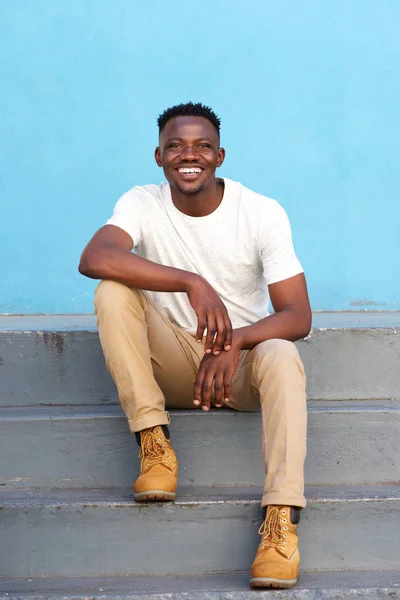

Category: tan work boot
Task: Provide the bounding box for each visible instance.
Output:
[134,425,178,502]
[250,505,300,589]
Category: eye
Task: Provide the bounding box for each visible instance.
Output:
[198,143,212,149]
[168,143,182,149]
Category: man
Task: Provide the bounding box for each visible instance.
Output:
[79,102,311,589]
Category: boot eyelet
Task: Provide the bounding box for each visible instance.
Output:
[282,510,286,515]
[284,526,288,530]
[282,518,287,523]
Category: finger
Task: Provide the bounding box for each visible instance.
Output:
[201,370,214,412]
[204,313,217,355]
[193,368,206,407]
[214,370,224,407]
[223,314,233,351]
[195,310,207,344]
[212,309,226,355]
[223,370,233,403]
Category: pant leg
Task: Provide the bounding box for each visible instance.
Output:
[229,339,307,509]
[94,280,202,432]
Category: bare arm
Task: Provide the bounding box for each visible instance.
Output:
[78,225,232,352]
[193,272,311,410]
[233,273,312,350]
[79,225,196,293]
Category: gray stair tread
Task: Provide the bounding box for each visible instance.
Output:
[2,485,399,576]
[2,401,399,490]
[0,315,99,332]
[1,312,400,331]
[1,399,399,419]
[0,571,399,599]
[2,321,399,406]
[2,484,400,507]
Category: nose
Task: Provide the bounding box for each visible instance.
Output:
[180,145,200,160]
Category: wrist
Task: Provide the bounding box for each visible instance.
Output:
[232,329,246,351]
[182,272,202,293]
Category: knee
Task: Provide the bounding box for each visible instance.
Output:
[94,280,140,313]
[253,339,304,372]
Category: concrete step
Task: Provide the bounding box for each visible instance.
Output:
[1,400,399,490]
[0,313,399,407]
[1,485,399,577]
[1,571,399,600]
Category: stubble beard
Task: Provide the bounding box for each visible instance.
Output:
[171,178,208,196]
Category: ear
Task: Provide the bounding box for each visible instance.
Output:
[154,147,163,167]
[216,147,226,168]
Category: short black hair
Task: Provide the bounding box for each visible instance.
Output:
[157,102,221,135]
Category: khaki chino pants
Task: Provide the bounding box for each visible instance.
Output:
[94,280,307,508]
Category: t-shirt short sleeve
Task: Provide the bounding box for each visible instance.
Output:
[105,189,143,247]
[260,201,303,285]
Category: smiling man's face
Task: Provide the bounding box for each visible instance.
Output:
[155,116,225,195]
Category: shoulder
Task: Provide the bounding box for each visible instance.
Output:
[119,183,162,204]
[112,183,165,216]
[227,178,289,224]
[107,184,166,245]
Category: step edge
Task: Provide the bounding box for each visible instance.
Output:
[0,570,399,597]
[1,311,400,331]
[2,484,400,508]
[1,399,399,420]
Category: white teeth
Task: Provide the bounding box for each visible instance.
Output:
[178,168,201,174]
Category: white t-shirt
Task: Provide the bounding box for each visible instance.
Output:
[106,177,303,333]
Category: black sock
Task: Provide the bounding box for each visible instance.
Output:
[161,424,170,439]
[135,424,170,446]
[262,505,301,524]
[290,507,301,524]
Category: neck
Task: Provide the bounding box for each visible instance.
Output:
[170,178,224,217]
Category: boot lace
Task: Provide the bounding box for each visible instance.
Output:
[139,428,171,474]
[258,506,288,552]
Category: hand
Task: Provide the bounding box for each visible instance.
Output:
[186,275,232,355]
[193,335,242,411]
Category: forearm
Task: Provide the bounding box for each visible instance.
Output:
[233,307,312,350]
[79,246,197,293]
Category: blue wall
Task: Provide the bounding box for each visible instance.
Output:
[1,1,399,313]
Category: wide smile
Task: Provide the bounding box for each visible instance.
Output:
[175,167,204,180]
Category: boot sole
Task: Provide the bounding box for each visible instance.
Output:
[134,490,176,502]
[250,577,297,589]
